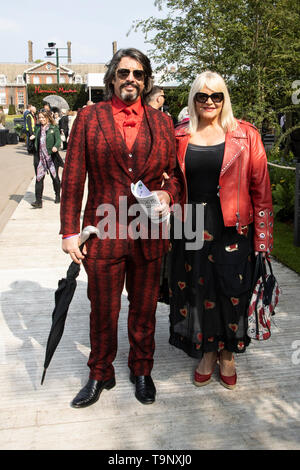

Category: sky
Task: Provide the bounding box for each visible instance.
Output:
[0,0,166,65]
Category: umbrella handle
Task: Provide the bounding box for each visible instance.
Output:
[79,225,100,245]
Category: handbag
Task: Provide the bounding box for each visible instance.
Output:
[247,253,280,340]
[53,151,65,168]
[60,130,66,142]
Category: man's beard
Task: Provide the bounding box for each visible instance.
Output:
[120,82,141,102]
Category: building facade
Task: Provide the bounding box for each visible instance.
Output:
[0,40,177,112]
[0,41,106,111]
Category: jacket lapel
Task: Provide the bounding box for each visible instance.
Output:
[95,101,133,178]
[134,104,157,180]
[220,122,247,175]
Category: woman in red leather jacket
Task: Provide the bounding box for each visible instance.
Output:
[169,71,273,389]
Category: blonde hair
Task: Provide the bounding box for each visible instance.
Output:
[188,71,237,135]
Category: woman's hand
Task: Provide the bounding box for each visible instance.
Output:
[161,172,170,187]
[52,146,58,153]
[29,135,35,140]
[62,235,87,264]
[255,251,267,258]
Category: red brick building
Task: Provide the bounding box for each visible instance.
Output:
[0,41,106,112]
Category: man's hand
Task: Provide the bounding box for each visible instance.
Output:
[52,146,58,153]
[62,235,86,264]
[153,190,170,218]
[156,190,170,206]
[29,135,35,140]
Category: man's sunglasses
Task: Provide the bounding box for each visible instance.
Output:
[194,92,224,104]
[116,68,145,81]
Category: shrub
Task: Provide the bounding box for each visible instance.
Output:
[8,104,16,115]
[268,157,296,222]
[14,123,26,141]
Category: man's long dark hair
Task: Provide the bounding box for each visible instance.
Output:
[104,48,153,101]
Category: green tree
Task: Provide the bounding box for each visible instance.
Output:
[132,0,300,127]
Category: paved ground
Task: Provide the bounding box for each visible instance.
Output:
[0,143,300,450]
[0,142,34,233]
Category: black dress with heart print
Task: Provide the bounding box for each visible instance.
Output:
[169,142,253,358]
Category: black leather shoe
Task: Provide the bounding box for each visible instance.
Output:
[130,372,156,404]
[31,201,42,209]
[55,194,60,204]
[71,377,116,408]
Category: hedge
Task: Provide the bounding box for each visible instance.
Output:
[27,84,88,111]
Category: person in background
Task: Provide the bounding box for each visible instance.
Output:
[67,110,77,141]
[59,109,69,150]
[43,103,52,113]
[169,71,273,390]
[175,106,189,129]
[145,85,165,110]
[25,106,36,154]
[23,104,31,129]
[53,111,60,126]
[30,109,61,208]
[0,106,6,128]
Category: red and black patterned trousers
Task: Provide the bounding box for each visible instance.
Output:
[83,240,162,381]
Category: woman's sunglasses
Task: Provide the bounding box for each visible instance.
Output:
[116,68,145,81]
[194,92,224,104]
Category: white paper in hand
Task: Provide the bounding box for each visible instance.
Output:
[131,180,168,223]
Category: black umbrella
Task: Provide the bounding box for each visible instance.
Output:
[41,226,99,385]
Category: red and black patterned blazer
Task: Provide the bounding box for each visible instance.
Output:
[60,100,181,260]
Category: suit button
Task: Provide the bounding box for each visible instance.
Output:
[129,168,133,172]
[129,153,133,158]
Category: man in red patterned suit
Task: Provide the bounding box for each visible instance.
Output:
[60,48,181,408]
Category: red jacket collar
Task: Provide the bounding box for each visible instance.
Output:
[175,119,247,139]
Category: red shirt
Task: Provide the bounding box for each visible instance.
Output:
[111,95,144,152]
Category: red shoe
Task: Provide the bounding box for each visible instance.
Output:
[219,351,237,389]
[194,362,216,387]
[220,371,237,390]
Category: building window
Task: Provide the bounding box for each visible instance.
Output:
[0,93,6,105]
[75,75,82,84]
[46,76,53,84]
[16,75,24,85]
[33,76,40,84]
[59,76,65,84]
[0,75,6,85]
[17,92,25,105]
